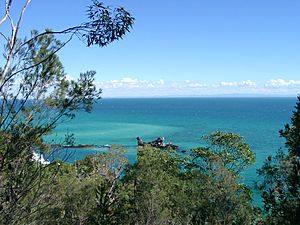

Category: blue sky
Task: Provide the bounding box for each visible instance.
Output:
[2,0,300,97]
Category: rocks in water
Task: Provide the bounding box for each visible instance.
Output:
[137,137,144,146]
[136,136,179,150]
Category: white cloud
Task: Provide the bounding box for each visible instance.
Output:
[158,79,164,85]
[187,82,208,88]
[120,77,139,83]
[265,79,300,88]
[100,77,158,90]
[97,77,299,97]
[147,83,155,88]
[218,80,256,88]
[239,80,257,87]
[219,81,238,87]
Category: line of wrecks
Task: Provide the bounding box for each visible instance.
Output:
[50,144,111,149]
[34,137,186,166]
[136,137,180,150]
[50,137,183,152]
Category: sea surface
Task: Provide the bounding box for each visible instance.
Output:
[49,97,297,204]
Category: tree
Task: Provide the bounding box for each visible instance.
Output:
[279,96,300,156]
[258,96,300,225]
[191,131,255,176]
[77,146,132,225]
[122,134,256,225]
[39,147,129,225]
[123,145,193,225]
[0,1,134,224]
[189,131,256,224]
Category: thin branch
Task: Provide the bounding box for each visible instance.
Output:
[15,0,31,32]
[0,80,23,128]
[1,35,73,91]
[0,0,31,86]
[108,163,123,200]
[7,12,14,29]
[3,76,39,131]
[16,25,82,51]
[0,31,8,41]
[0,0,12,25]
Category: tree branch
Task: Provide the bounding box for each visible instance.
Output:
[0,35,73,91]
[0,31,8,41]
[0,0,12,25]
[0,0,31,86]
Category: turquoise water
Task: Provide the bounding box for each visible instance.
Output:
[49,97,296,203]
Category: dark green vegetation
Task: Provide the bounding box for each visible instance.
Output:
[1,133,258,225]
[257,95,300,225]
[1,1,299,224]
[0,0,134,224]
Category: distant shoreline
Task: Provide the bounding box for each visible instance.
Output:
[101,96,297,99]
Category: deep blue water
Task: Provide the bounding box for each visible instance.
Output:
[49,97,297,204]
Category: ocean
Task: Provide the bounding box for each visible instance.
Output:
[49,97,296,203]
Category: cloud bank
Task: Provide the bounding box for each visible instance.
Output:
[94,77,300,97]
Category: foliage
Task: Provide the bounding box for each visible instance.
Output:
[192,131,255,176]
[0,32,100,224]
[1,129,259,225]
[0,0,134,224]
[2,0,299,224]
[127,146,192,225]
[120,137,256,225]
[189,132,256,224]
[84,1,134,47]
[258,96,300,225]
[279,96,300,156]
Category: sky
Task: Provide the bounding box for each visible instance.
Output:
[1,0,300,97]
